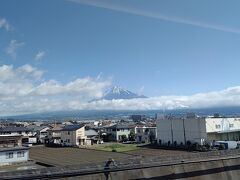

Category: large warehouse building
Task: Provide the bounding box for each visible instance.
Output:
[157,113,207,145]
[206,116,240,141]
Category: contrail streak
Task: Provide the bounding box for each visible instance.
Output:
[68,0,240,34]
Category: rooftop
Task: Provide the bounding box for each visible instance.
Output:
[0,126,31,133]
[61,124,85,131]
[107,123,137,129]
[0,146,29,152]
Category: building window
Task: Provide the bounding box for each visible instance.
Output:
[67,139,70,143]
[6,152,14,159]
[17,151,25,158]
[68,131,70,135]
[229,124,234,128]
[215,125,221,129]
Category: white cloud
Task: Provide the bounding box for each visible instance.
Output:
[1,64,240,116]
[83,87,240,111]
[17,64,44,80]
[5,40,25,58]
[0,64,111,116]
[35,51,46,61]
[68,0,240,34]
[0,17,12,31]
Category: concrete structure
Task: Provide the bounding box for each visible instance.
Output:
[135,126,157,143]
[60,125,87,146]
[0,135,29,166]
[157,114,207,145]
[206,116,240,141]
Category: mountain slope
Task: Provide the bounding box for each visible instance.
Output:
[100,86,147,100]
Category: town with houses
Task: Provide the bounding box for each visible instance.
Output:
[1,112,240,169]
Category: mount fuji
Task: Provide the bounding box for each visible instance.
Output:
[98,86,147,100]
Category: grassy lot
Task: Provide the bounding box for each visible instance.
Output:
[92,143,140,152]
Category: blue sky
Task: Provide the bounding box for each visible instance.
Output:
[1,0,240,96]
[1,0,240,115]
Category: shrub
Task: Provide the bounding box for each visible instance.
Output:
[173,141,177,147]
[219,144,225,150]
[112,148,117,152]
[205,143,211,150]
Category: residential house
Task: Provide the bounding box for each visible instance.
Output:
[47,125,63,145]
[85,129,101,145]
[0,135,29,166]
[27,125,50,144]
[136,126,157,143]
[60,125,87,146]
[104,123,137,142]
[0,127,33,145]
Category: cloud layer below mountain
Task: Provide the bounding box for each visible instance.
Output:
[1,64,240,116]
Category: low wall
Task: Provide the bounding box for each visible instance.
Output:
[1,149,240,180]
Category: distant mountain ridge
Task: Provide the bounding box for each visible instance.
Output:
[100,86,147,100]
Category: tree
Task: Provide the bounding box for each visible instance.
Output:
[129,130,136,141]
[149,131,156,144]
[121,135,127,142]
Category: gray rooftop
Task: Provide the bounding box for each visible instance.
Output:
[0,126,31,133]
[0,146,30,152]
[61,124,85,131]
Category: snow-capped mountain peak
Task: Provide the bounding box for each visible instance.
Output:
[101,86,147,100]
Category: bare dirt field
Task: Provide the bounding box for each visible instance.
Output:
[30,146,194,167]
[30,146,133,167]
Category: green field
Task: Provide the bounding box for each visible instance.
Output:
[93,143,140,152]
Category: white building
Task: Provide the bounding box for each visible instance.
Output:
[104,124,137,141]
[157,114,207,145]
[206,117,240,141]
[0,135,29,166]
[0,147,29,166]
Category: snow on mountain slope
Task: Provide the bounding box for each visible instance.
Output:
[100,86,147,100]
